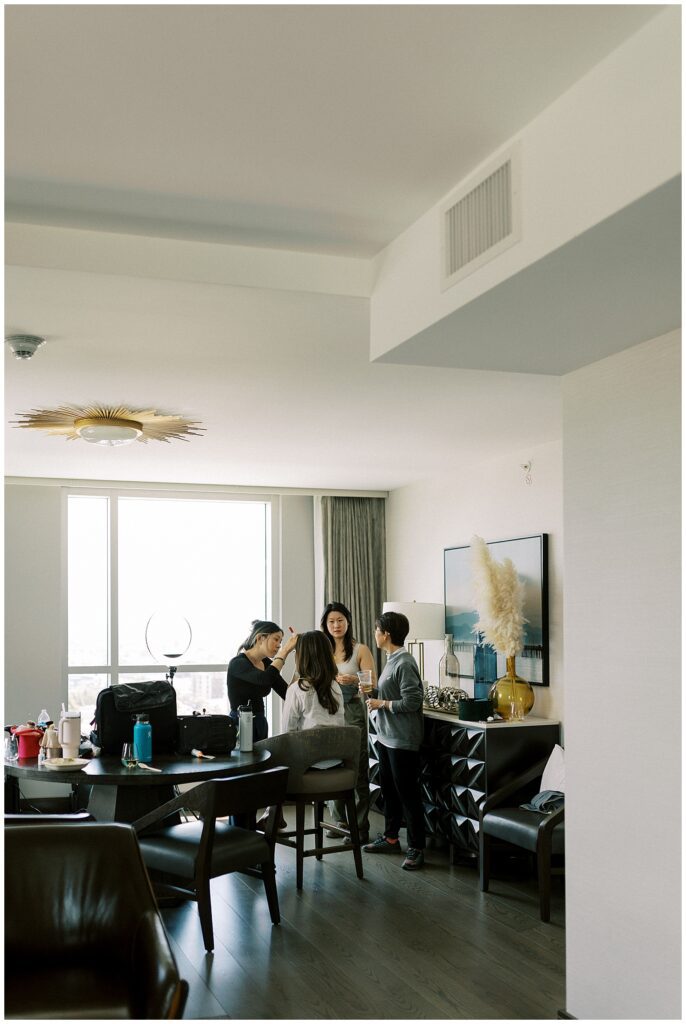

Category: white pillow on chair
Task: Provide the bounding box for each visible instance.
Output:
[539,743,565,794]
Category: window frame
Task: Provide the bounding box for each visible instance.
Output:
[62,485,280,697]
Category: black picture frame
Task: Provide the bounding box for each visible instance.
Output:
[443,534,549,687]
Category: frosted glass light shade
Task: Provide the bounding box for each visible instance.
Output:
[75,417,142,446]
[382,601,444,641]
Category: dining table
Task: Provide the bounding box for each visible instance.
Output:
[4,748,271,825]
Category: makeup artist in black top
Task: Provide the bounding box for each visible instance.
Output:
[226,619,298,741]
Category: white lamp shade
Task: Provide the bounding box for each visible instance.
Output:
[382,601,445,641]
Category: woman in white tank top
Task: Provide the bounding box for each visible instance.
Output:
[320,601,376,843]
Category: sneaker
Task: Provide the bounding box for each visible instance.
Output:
[401,848,425,871]
[363,833,403,854]
[325,821,348,839]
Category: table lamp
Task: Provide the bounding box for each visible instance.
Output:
[382,601,445,680]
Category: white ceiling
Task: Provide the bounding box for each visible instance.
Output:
[3,5,667,491]
[6,4,661,256]
[4,262,561,490]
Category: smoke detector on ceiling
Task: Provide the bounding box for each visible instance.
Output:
[5,334,46,360]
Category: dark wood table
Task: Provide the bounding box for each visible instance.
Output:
[5,749,271,824]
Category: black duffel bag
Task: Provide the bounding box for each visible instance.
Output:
[90,680,178,754]
[176,714,237,755]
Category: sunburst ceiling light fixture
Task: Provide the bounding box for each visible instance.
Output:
[13,404,205,447]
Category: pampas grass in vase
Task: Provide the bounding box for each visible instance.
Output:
[470,536,534,720]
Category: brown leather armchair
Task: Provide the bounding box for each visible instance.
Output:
[5,822,188,1019]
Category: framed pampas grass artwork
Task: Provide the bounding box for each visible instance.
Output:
[443,534,549,686]
[471,535,526,657]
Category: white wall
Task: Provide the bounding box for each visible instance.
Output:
[5,485,67,799]
[5,484,65,726]
[278,495,315,632]
[563,330,681,1019]
[386,437,563,723]
[271,494,315,732]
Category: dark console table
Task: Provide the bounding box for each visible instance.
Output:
[369,709,560,863]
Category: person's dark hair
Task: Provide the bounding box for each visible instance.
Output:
[295,631,340,715]
[375,611,410,647]
[320,601,355,662]
[238,619,282,654]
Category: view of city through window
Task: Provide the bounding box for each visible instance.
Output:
[68,493,270,725]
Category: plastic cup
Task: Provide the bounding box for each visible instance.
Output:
[357,670,373,696]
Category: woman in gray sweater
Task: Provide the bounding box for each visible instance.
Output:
[364,610,425,871]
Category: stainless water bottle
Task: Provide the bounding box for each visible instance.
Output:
[238,705,253,752]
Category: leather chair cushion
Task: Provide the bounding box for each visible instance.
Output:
[482,808,565,854]
[5,962,132,1019]
[7,824,159,955]
[289,767,356,795]
[139,820,270,877]
[5,824,186,1020]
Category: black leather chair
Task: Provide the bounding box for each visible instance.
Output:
[132,766,289,953]
[5,822,188,1019]
[479,755,564,922]
[5,811,95,824]
[255,726,363,890]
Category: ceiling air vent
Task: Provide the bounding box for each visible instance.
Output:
[441,144,521,290]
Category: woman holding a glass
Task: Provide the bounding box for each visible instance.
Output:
[320,601,376,845]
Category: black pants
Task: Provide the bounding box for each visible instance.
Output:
[377,743,425,850]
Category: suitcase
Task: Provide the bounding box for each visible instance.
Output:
[90,680,177,754]
[176,714,237,755]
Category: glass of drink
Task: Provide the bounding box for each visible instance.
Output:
[121,743,139,768]
[4,734,19,761]
[357,670,373,696]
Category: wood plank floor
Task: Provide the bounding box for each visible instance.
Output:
[162,809,565,1020]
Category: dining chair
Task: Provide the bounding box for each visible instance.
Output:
[5,822,188,1019]
[254,726,363,890]
[479,754,565,922]
[132,766,289,953]
[5,811,95,824]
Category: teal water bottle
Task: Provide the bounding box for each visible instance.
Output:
[133,713,152,763]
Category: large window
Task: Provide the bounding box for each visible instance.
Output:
[67,491,272,724]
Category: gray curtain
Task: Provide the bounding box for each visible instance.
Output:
[321,496,386,674]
